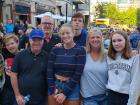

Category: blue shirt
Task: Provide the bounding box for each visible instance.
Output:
[5,23,14,33]
[130,33,140,49]
[74,28,87,46]
[47,45,86,96]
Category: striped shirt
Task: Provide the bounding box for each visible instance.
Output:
[47,45,86,96]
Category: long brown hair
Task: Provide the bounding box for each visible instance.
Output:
[108,31,132,60]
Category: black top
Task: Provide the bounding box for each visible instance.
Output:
[12,48,48,104]
[19,34,29,50]
[2,48,15,90]
[43,35,61,54]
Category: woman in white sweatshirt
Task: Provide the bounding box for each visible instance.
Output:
[107,31,140,105]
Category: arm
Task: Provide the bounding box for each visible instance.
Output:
[10,72,20,96]
[127,55,140,105]
[11,53,25,105]
[47,48,56,95]
[11,72,25,105]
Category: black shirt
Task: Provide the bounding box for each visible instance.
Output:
[12,48,48,104]
[19,34,29,50]
[2,48,15,89]
[43,35,61,53]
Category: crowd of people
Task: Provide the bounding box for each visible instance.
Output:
[0,12,140,105]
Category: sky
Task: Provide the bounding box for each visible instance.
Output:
[90,0,116,3]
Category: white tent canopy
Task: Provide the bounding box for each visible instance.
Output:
[34,12,71,21]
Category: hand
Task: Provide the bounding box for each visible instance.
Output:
[132,50,138,55]
[54,93,66,104]
[5,66,12,76]
[16,94,25,105]
[55,43,62,48]
[5,70,12,76]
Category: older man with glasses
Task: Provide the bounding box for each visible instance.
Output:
[41,16,61,53]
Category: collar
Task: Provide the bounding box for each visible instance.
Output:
[27,48,44,56]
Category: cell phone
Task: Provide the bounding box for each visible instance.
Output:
[54,87,59,95]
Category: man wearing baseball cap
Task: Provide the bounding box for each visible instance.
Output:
[10,29,48,105]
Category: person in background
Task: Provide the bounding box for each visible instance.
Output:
[80,28,108,105]
[0,23,6,35]
[71,12,87,46]
[130,27,140,50]
[11,29,48,105]
[19,20,26,33]
[14,21,20,36]
[18,29,29,50]
[47,23,86,105]
[107,31,140,105]
[55,12,87,48]
[5,19,14,34]
[1,34,19,105]
[41,16,61,53]
[25,24,33,37]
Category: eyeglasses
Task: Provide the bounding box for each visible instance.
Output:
[41,22,53,26]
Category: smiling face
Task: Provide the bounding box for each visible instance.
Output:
[5,39,19,54]
[112,33,126,53]
[59,26,74,45]
[29,38,44,53]
[88,32,102,50]
[41,16,54,36]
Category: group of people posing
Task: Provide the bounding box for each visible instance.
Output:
[0,12,140,105]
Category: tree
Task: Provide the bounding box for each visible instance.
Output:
[94,3,138,26]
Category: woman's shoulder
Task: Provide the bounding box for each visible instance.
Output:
[50,46,64,54]
[131,54,139,61]
[74,45,86,51]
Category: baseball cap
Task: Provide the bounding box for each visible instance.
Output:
[29,29,44,39]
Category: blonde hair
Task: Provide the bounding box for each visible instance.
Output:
[86,27,106,61]
[59,23,74,34]
[3,34,19,45]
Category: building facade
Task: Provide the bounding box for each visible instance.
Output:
[1,0,56,27]
[116,0,140,10]
[56,0,90,27]
[74,0,90,27]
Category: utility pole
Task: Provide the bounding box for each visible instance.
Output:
[66,2,68,22]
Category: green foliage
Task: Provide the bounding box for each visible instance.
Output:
[94,3,140,26]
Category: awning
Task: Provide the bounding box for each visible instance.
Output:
[34,12,71,21]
